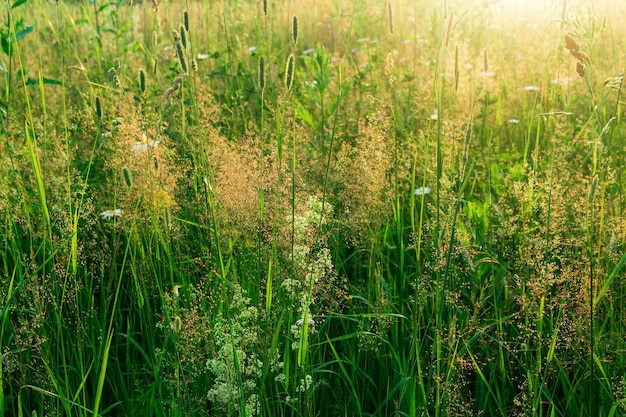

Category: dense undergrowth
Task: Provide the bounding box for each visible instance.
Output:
[1,0,626,416]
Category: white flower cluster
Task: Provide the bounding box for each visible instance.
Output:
[101,209,122,220]
[207,284,262,416]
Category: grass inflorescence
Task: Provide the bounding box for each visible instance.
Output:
[1,0,626,416]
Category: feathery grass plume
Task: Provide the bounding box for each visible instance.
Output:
[173,29,181,44]
[107,67,117,80]
[576,61,586,77]
[179,25,187,49]
[564,32,580,52]
[151,0,159,12]
[95,96,103,119]
[285,54,295,90]
[258,56,266,91]
[173,73,188,90]
[153,58,158,76]
[483,48,488,72]
[572,50,590,65]
[113,57,121,71]
[445,12,454,47]
[122,167,133,188]
[139,69,146,94]
[191,58,198,72]
[454,45,459,91]
[292,15,299,45]
[384,52,396,84]
[184,10,190,32]
[113,74,120,87]
[165,87,175,102]
[153,156,159,171]
[387,1,394,35]
[262,0,267,16]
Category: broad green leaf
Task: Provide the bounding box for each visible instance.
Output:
[26,77,62,86]
[15,24,36,41]
[0,37,10,56]
[595,250,626,306]
[11,0,28,9]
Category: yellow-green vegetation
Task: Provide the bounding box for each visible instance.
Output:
[1,0,626,415]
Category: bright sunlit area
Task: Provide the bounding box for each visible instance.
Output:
[1,0,625,416]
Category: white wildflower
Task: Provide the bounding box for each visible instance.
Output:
[101,209,122,220]
[295,318,315,327]
[414,187,431,196]
[131,133,159,152]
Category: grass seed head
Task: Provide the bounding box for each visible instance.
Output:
[564,32,580,52]
[576,61,586,77]
[571,50,589,65]
[139,69,146,94]
[292,15,299,45]
[179,25,187,49]
[285,54,295,90]
[176,42,188,72]
[123,167,134,188]
[258,56,266,91]
[262,0,267,16]
[184,10,190,32]
[95,96,103,119]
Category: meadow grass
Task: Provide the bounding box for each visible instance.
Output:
[1,0,626,415]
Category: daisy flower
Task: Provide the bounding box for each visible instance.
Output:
[101,209,123,220]
[415,186,431,196]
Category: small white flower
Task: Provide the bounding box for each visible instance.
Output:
[247,46,257,52]
[295,318,315,327]
[356,37,368,43]
[508,119,520,124]
[197,53,210,60]
[550,77,573,85]
[101,209,123,220]
[302,48,315,55]
[523,85,541,92]
[131,133,160,152]
[414,187,431,196]
[430,109,438,121]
